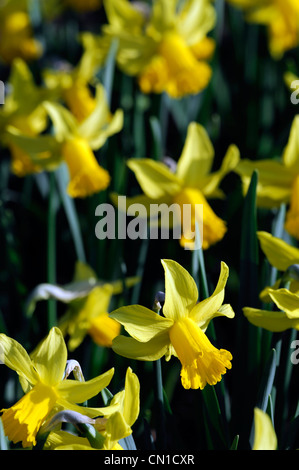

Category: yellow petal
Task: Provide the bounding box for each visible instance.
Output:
[30,327,67,386]
[0,334,38,385]
[112,333,170,361]
[285,175,299,239]
[127,158,181,199]
[191,262,231,330]
[57,367,114,404]
[122,368,140,427]
[161,259,199,321]
[268,289,299,319]
[252,408,277,450]
[175,122,215,186]
[282,115,299,170]
[257,231,299,271]
[177,0,216,46]
[243,307,299,332]
[110,304,173,342]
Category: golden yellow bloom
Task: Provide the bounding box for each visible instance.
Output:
[5,84,123,198]
[0,328,114,448]
[252,408,277,450]
[235,115,299,241]
[113,122,239,250]
[82,0,216,98]
[226,0,299,58]
[62,137,111,198]
[0,2,42,64]
[110,259,234,390]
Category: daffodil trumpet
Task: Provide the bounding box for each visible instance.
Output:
[110,259,235,390]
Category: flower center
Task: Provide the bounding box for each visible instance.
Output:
[1,382,58,448]
[285,174,299,239]
[169,317,232,390]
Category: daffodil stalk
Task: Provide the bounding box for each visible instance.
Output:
[152,293,166,450]
[47,172,57,329]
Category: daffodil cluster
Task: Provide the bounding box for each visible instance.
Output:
[1,0,299,453]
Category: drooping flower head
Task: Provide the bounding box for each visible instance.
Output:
[110,259,234,390]
[82,0,216,98]
[0,327,114,448]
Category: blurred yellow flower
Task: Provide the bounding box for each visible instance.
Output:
[82,0,216,98]
[112,122,239,249]
[235,115,299,241]
[0,0,42,63]
[110,259,234,390]
[252,408,277,450]
[0,328,114,448]
[5,84,123,198]
[226,0,299,58]
[243,232,299,331]
[0,59,55,176]
[44,368,140,450]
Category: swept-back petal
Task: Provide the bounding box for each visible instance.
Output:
[190,262,230,330]
[162,259,199,321]
[252,408,277,450]
[235,159,293,207]
[109,305,173,342]
[30,328,67,386]
[57,367,114,404]
[112,334,170,361]
[282,115,299,170]
[243,307,299,332]
[257,231,299,271]
[177,0,216,45]
[268,289,299,318]
[0,334,38,385]
[127,158,181,199]
[176,122,214,186]
[122,368,140,427]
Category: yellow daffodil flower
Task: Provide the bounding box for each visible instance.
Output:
[5,85,123,198]
[235,115,299,241]
[82,0,216,98]
[112,122,239,250]
[243,232,299,330]
[43,47,105,123]
[0,0,42,63]
[26,261,139,351]
[56,261,138,351]
[0,58,56,177]
[44,367,139,450]
[252,408,277,450]
[110,259,235,390]
[226,0,299,59]
[257,231,299,300]
[0,327,115,448]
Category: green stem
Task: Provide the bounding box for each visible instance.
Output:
[153,358,166,450]
[47,172,57,329]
